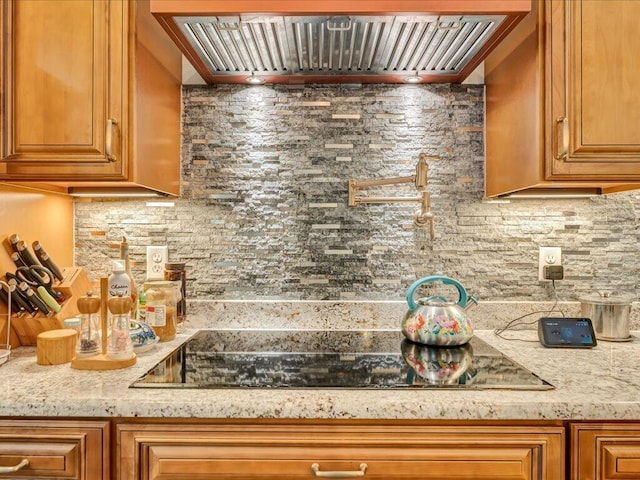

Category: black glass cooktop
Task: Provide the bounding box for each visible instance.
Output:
[131,329,553,390]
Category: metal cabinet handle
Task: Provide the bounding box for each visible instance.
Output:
[555,116,569,160]
[0,458,29,474]
[106,118,118,162]
[311,463,368,478]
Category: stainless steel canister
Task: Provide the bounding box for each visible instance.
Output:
[579,292,635,342]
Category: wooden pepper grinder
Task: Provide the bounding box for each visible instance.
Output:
[75,292,101,357]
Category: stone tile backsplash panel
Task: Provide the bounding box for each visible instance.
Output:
[74,84,640,302]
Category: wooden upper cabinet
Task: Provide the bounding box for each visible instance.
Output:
[548,0,640,179]
[0,0,182,196]
[2,0,122,177]
[485,0,640,197]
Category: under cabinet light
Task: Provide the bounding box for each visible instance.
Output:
[495,188,600,199]
[246,72,264,84]
[68,187,170,198]
[403,74,423,84]
[146,201,175,208]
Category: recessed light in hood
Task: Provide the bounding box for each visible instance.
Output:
[151,0,531,84]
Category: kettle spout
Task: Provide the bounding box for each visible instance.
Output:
[463,295,478,310]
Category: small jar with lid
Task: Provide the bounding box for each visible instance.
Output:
[143,281,177,342]
[164,262,186,333]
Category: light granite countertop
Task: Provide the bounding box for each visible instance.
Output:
[0,326,638,421]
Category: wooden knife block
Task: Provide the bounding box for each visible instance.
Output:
[0,266,93,347]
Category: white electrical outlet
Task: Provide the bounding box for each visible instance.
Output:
[146,245,168,280]
[538,246,562,281]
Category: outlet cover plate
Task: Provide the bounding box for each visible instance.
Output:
[539,246,562,281]
[146,245,168,281]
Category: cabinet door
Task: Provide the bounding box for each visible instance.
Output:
[547,0,640,180]
[0,0,126,180]
[571,423,640,480]
[118,422,564,480]
[0,419,109,479]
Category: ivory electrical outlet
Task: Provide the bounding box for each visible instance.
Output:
[538,246,562,282]
[146,245,168,280]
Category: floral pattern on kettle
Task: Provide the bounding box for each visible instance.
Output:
[406,313,473,337]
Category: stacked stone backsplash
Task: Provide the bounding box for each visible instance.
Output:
[75,83,640,305]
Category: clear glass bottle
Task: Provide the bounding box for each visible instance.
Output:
[120,236,138,318]
[164,262,186,333]
[107,294,134,359]
[75,292,101,357]
[143,281,177,342]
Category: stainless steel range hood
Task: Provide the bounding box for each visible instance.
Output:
[151,0,531,84]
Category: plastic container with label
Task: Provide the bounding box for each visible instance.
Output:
[143,281,177,342]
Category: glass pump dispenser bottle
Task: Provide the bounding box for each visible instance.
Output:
[76,292,101,357]
[107,294,134,360]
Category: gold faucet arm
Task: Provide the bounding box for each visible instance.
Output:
[347,153,435,238]
[350,175,415,189]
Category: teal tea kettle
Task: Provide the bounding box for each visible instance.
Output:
[401,275,477,346]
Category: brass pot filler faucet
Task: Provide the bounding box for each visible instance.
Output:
[347,153,436,239]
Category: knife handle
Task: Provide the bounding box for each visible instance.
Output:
[18,282,50,316]
[11,289,35,316]
[0,285,22,315]
[8,234,20,252]
[37,286,61,313]
[11,287,38,317]
[15,241,41,268]
[32,241,64,282]
[7,280,36,316]
[10,252,28,269]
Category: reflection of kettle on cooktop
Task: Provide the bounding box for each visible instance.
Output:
[401,339,477,386]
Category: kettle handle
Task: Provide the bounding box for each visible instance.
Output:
[406,275,468,310]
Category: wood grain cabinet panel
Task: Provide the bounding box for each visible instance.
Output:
[0,419,109,479]
[485,0,640,197]
[117,422,564,480]
[571,423,640,480]
[0,0,182,195]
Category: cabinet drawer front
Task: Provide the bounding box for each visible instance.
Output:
[603,444,640,478]
[0,441,79,477]
[119,423,564,480]
[571,423,640,480]
[0,420,109,480]
[147,445,535,479]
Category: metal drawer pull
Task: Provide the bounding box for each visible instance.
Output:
[0,458,29,473]
[106,118,118,162]
[311,463,367,478]
[555,116,569,160]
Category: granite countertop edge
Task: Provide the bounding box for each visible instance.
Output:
[0,327,638,421]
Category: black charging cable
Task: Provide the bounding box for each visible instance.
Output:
[493,280,566,342]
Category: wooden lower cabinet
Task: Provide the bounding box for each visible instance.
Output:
[0,419,109,479]
[117,421,565,480]
[571,422,640,480]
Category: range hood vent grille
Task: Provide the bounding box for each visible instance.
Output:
[180,16,290,74]
[175,14,504,78]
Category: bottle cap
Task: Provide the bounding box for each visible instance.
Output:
[165,262,186,271]
[112,259,125,272]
